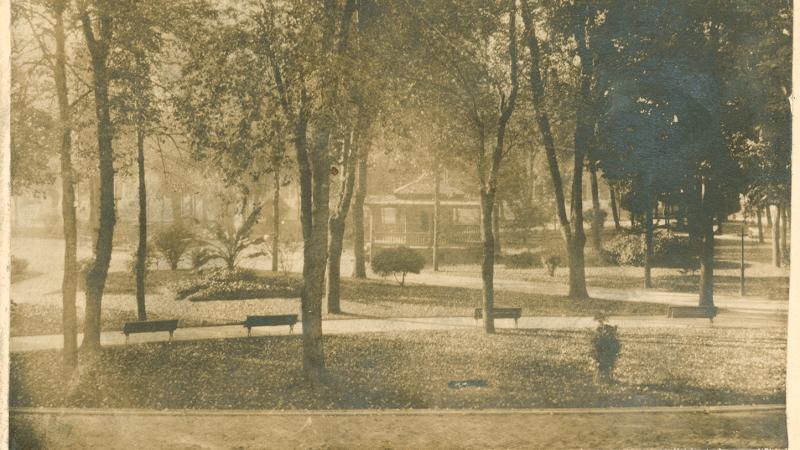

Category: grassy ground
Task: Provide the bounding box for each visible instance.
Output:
[10,269,669,336]
[449,228,790,300]
[11,327,785,410]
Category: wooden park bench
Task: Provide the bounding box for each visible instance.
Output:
[122,319,179,344]
[474,308,523,327]
[243,314,298,336]
[667,306,718,323]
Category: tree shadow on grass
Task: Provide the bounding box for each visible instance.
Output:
[613,377,786,408]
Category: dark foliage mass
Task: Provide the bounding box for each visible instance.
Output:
[371,246,426,287]
[605,230,695,269]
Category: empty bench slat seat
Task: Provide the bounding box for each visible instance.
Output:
[667,306,718,323]
[122,319,179,344]
[243,315,298,336]
[474,308,522,327]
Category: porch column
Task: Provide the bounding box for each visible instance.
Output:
[403,209,407,244]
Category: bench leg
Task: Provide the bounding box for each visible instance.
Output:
[289,324,294,334]
[169,330,174,342]
[125,334,129,345]
[247,327,252,337]
[514,318,519,328]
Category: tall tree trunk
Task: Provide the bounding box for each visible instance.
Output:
[304,124,332,379]
[588,161,602,252]
[522,3,588,299]
[326,220,345,314]
[698,179,715,308]
[88,175,99,240]
[352,143,368,278]
[480,191,496,334]
[53,0,77,370]
[492,200,501,255]
[756,208,764,243]
[566,4,592,300]
[432,152,441,271]
[327,130,358,314]
[271,169,280,272]
[780,203,788,260]
[766,205,773,227]
[772,204,782,267]
[609,183,621,231]
[478,0,518,333]
[135,128,147,321]
[80,9,116,351]
[687,179,702,250]
[643,193,654,289]
[271,0,355,381]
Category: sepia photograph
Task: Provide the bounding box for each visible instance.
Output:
[1,0,796,448]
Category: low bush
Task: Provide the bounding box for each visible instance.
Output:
[371,246,425,287]
[196,205,266,270]
[605,230,695,268]
[504,251,541,269]
[127,243,158,274]
[173,268,302,301]
[153,224,196,270]
[543,254,561,277]
[591,313,621,382]
[583,208,608,226]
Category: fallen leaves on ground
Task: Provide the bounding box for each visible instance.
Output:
[10,327,785,410]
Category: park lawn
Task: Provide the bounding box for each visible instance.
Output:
[446,232,789,300]
[10,270,669,336]
[9,303,208,337]
[337,277,667,317]
[10,327,785,410]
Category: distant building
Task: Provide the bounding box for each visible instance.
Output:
[365,174,482,257]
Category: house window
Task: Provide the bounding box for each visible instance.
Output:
[453,207,479,225]
[381,207,397,225]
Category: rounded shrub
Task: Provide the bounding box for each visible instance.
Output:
[605,229,694,268]
[370,246,425,287]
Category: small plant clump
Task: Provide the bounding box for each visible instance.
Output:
[153,224,196,270]
[591,313,621,383]
[543,254,561,277]
[197,205,266,270]
[371,246,425,287]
